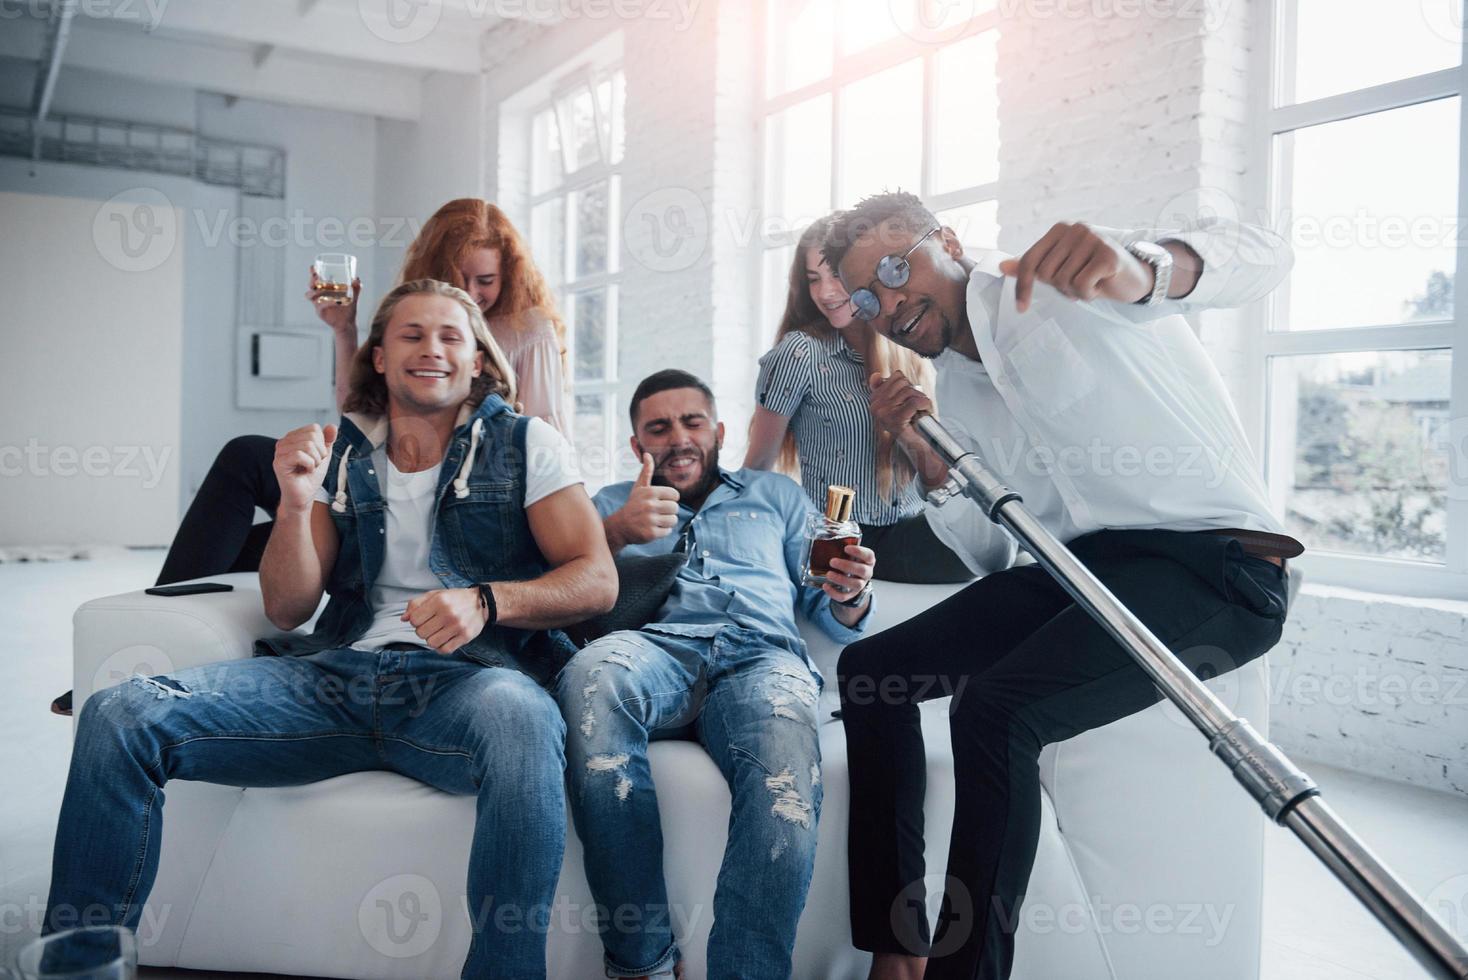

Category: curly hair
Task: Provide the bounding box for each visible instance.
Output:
[821,190,937,275]
[343,279,516,417]
[399,198,567,357]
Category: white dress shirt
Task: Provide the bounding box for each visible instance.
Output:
[924,217,1294,576]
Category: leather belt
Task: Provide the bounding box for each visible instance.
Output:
[1202,528,1304,568]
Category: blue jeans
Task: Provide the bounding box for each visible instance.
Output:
[553,626,823,980]
[45,646,567,980]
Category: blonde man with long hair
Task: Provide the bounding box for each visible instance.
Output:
[46,278,616,979]
[745,215,972,583]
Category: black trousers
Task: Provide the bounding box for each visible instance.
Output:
[155,434,280,586]
[859,514,976,585]
[838,528,1289,980]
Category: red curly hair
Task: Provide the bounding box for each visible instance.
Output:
[399,198,567,353]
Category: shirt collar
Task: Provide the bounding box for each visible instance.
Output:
[832,331,865,364]
[673,466,746,516]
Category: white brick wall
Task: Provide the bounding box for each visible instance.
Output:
[483,0,1467,797]
[1273,585,1468,797]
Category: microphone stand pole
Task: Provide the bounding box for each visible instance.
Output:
[912,412,1468,980]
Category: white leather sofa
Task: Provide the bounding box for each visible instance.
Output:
[71,573,1269,979]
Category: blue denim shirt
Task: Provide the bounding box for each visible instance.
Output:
[257,393,576,684]
[592,467,870,676]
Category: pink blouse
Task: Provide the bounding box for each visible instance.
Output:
[487,307,570,437]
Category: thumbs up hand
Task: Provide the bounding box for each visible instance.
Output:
[605,452,682,551]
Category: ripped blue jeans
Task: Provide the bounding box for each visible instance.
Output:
[45,647,566,980]
[553,626,823,980]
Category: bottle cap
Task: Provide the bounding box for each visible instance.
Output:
[823,485,855,522]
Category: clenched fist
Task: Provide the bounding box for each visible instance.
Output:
[402,588,488,654]
[274,423,338,514]
[606,453,681,550]
[868,371,934,436]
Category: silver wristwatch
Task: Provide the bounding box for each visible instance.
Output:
[1126,240,1173,307]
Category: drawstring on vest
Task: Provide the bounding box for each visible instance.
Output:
[454,417,484,499]
[330,415,482,513]
[330,444,353,514]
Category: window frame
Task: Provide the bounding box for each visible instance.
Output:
[1254,2,1468,599]
[526,64,625,483]
[755,1,1002,350]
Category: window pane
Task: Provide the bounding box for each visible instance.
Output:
[572,180,611,279]
[838,0,911,54]
[1277,98,1458,331]
[1286,0,1461,105]
[598,69,626,165]
[838,58,923,207]
[936,199,998,250]
[554,84,601,174]
[1270,349,1450,562]
[531,108,562,195]
[574,393,608,468]
[766,0,834,97]
[764,94,833,227]
[761,243,798,349]
[572,289,609,381]
[932,30,999,193]
[530,198,564,287]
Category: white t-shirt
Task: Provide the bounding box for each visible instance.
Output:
[313,418,581,650]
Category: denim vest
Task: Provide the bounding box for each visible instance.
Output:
[255,394,577,686]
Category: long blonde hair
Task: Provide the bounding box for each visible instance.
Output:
[344,279,517,417]
[765,217,935,500]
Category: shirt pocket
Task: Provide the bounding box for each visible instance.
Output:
[1003,316,1098,419]
[718,509,786,565]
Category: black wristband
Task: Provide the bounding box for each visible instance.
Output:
[477,583,498,626]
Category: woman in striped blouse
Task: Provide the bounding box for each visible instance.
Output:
[745,216,972,583]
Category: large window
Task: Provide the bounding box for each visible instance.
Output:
[527,67,626,480]
[758,0,1000,345]
[1263,1,1466,597]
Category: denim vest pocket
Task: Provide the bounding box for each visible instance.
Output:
[440,480,517,579]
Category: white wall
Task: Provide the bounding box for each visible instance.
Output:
[0,67,383,527]
[0,189,182,546]
[374,70,488,286]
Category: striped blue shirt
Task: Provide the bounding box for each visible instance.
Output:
[755,329,925,526]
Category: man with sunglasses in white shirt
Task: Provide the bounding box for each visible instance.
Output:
[823,191,1299,980]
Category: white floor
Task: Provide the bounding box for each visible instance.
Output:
[3,551,1465,980]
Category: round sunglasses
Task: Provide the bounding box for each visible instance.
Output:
[846,225,940,321]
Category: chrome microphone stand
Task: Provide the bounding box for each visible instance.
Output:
[912,412,1468,980]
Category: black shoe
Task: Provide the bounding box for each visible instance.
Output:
[50,689,73,716]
